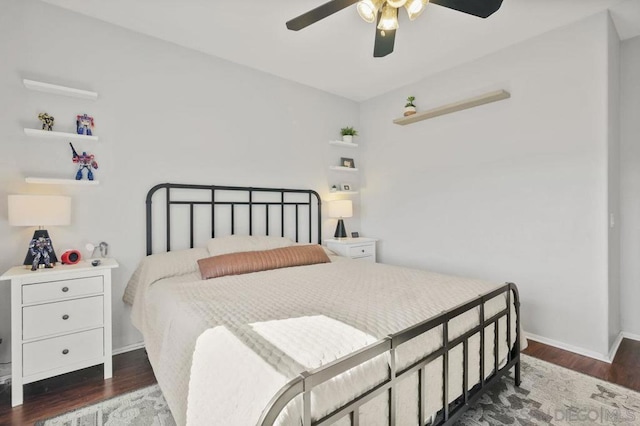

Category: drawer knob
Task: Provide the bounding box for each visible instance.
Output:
[62,287,69,293]
[62,314,70,320]
[361,249,365,253]
[62,349,69,355]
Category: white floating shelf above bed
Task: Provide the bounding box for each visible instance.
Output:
[334,190,359,195]
[23,79,98,100]
[393,89,511,125]
[24,128,99,142]
[329,166,359,172]
[329,140,359,148]
[25,177,100,185]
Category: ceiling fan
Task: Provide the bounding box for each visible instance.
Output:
[286,0,503,57]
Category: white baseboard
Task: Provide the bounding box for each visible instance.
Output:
[526,330,640,363]
[112,341,146,356]
[606,331,640,361]
[0,342,146,384]
[621,331,640,342]
[524,332,611,363]
[608,333,625,362]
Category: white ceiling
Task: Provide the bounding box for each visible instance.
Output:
[42,0,639,101]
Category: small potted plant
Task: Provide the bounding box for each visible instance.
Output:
[340,126,358,143]
[404,96,417,116]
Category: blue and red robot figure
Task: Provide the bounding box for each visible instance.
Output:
[69,142,99,180]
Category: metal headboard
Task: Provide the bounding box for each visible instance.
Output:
[145,183,322,255]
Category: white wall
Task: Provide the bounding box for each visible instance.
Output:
[0,0,359,363]
[359,13,616,357]
[620,35,640,337]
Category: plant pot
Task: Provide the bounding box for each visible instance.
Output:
[342,135,353,143]
[404,106,416,116]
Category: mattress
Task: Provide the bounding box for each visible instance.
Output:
[126,249,522,426]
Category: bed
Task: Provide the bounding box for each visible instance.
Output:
[125,183,523,426]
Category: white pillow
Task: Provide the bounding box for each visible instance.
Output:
[206,235,295,257]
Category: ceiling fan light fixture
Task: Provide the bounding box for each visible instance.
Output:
[386,0,408,8]
[377,4,399,31]
[404,0,429,20]
[357,0,383,23]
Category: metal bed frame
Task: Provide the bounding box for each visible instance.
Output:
[146,183,322,255]
[259,283,521,426]
[145,183,521,426]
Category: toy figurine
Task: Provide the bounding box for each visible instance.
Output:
[76,113,94,136]
[38,112,55,131]
[28,234,54,270]
[69,142,99,180]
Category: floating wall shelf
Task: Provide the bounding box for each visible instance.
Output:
[329,140,359,148]
[393,89,511,126]
[23,79,98,100]
[329,166,359,172]
[333,190,359,195]
[25,177,100,185]
[24,128,99,142]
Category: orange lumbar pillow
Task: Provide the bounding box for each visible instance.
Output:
[197,244,330,280]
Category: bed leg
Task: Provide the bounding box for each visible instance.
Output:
[514,359,521,387]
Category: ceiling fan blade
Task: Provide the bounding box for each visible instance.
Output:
[373,26,396,58]
[286,0,359,31]
[430,0,503,18]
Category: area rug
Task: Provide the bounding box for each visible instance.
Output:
[36,355,640,425]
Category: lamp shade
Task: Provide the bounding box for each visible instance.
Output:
[405,0,429,20]
[357,0,383,23]
[8,195,71,227]
[328,200,353,218]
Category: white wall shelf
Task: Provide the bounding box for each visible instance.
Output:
[23,79,98,100]
[24,128,99,142]
[25,177,100,186]
[330,166,359,172]
[329,140,359,148]
[393,89,511,125]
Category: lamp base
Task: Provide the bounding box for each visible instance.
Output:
[23,229,59,271]
[334,219,347,239]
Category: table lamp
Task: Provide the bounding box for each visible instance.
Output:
[8,195,71,270]
[328,199,353,239]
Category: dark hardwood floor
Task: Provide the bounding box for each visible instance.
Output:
[0,339,638,425]
[0,349,156,425]
[522,338,640,392]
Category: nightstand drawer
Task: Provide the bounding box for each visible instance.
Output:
[353,255,375,263]
[23,276,103,304]
[348,244,375,258]
[23,296,104,340]
[23,328,104,377]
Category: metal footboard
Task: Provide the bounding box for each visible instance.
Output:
[258,282,521,426]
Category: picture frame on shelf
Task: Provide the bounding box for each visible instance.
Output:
[341,157,355,168]
[341,183,351,191]
[351,232,359,238]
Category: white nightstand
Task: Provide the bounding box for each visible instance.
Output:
[0,258,118,407]
[325,238,377,263]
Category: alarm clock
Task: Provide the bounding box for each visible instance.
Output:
[61,249,82,265]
